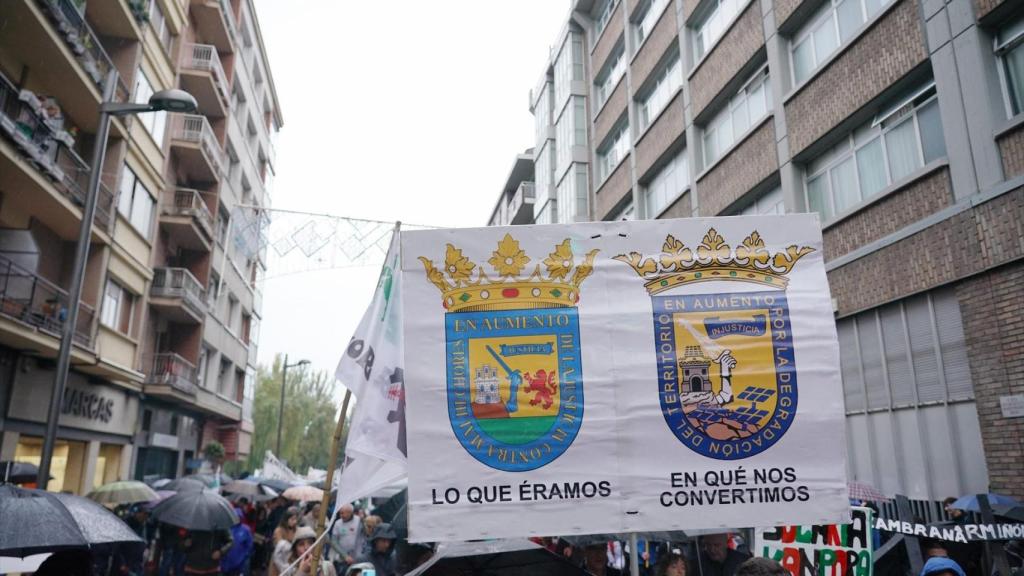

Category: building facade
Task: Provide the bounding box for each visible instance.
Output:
[490,0,1024,500]
[0,0,280,492]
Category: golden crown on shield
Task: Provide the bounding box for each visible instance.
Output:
[418,233,599,313]
[613,228,814,294]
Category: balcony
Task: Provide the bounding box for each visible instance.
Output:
[508,182,536,225]
[0,252,94,349]
[160,188,215,250]
[0,74,116,239]
[189,0,237,53]
[150,267,206,324]
[170,114,224,183]
[145,353,198,396]
[180,43,230,117]
[36,0,122,94]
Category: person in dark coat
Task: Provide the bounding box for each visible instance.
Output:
[692,534,750,576]
[355,523,398,576]
[182,528,234,575]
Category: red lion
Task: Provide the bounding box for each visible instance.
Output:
[523,370,558,410]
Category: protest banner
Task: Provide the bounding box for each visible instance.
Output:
[402,216,848,542]
[873,517,1024,542]
[755,507,874,576]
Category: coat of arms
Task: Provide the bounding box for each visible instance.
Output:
[419,234,598,472]
[615,229,814,460]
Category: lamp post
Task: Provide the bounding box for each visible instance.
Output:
[37,70,197,489]
[276,354,311,456]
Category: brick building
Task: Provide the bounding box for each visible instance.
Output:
[0,0,279,492]
[489,0,1024,500]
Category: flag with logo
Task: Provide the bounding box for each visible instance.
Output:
[334,226,407,505]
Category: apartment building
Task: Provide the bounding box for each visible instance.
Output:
[0,0,280,492]
[492,0,1024,500]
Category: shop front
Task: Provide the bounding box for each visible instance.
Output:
[0,356,139,494]
[133,401,201,482]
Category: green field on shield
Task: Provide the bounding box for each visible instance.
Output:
[478,416,557,445]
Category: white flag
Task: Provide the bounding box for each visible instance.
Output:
[261,451,299,483]
[335,228,407,505]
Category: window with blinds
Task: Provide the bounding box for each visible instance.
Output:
[837,287,973,414]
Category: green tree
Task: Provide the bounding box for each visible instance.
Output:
[247,354,341,474]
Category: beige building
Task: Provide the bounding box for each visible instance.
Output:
[492,0,1024,504]
[0,0,280,492]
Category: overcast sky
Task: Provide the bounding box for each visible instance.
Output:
[254,1,570,384]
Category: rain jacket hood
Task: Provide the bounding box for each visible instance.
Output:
[920,557,966,576]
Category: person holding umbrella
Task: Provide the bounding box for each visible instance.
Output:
[282,526,337,576]
[182,527,233,575]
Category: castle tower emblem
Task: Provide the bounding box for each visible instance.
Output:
[615,228,813,460]
[419,234,598,472]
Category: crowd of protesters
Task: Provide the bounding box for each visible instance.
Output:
[20,491,1021,576]
[103,495,401,576]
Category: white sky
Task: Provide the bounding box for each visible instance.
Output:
[254,1,571,382]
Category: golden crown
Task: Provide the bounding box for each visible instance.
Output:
[418,233,599,313]
[613,228,814,294]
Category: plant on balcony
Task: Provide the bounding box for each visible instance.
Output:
[128,0,150,23]
[202,441,226,465]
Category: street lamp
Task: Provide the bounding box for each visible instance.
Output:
[276,354,311,456]
[37,71,197,489]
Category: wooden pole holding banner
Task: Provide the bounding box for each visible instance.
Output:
[311,389,353,575]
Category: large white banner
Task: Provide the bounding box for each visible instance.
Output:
[402,216,848,542]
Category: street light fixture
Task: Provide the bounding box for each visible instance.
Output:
[276,355,312,457]
[37,71,197,489]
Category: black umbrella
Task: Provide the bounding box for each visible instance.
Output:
[163,477,206,493]
[151,489,238,530]
[372,489,408,538]
[0,485,144,557]
[0,462,46,485]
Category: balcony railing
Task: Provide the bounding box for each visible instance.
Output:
[0,253,94,347]
[171,114,225,176]
[37,0,124,99]
[163,188,215,239]
[146,353,198,396]
[0,72,116,232]
[181,43,230,109]
[509,181,536,216]
[151,267,206,318]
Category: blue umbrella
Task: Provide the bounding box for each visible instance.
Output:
[950,493,1021,513]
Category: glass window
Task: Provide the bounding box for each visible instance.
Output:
[636,0,669,47]
[693,0,742,61]
[557,168,588,225]
[556,96,585,177]
[996,17,1024,116]
[804,83,944,222]
[738,186,785,215]
[595,46,627,110]
[149,0,173,53]
[643,146,689,217]
[609,200,635,220]
[101,279,133,334]
[133,69,167,146]
[884,116,919,182]
[595,0,618,41]
[598,122,631,183]
[790,0,892,85]
[917,99,946,163]
[702,68,771,167]
[116,165,155,238]
[639,53,682,130]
